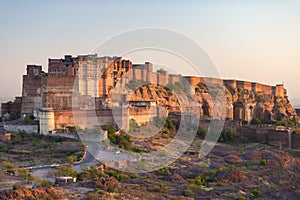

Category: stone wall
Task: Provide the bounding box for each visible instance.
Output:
[133,69,142,81]
[129,107,157,125]
[254,83,273,94]
[223,80,237,90]
[38,109,55,135]
[52,105,160,131]
[272,84,285,97]
[148,72,157,84]
[54,109,116,129]
[224,79,285,98]
[45,75,75,110]
[21,65,47,115]
[185,76,204,89]
[48,55,75,76]
[237,126,300,150]
[157,72,169,86]
[4,125,38,134]
[169,74,181,85]
[1,97,22,116]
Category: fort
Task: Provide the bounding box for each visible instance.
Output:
[223,79,286,97]
[1,54,297,134]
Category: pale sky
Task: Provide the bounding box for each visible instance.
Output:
[0,0,299,102]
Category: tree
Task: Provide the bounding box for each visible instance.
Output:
[156,68,165,74]
[55,165,78,178]
[1,161,15,171]
[66,156,76,164]
[164,118,175,131]
[197,126,207,139]
[17,168,28,180]
[167,82,184,92]
[276,121,287,127]
[9,112,20,121]
[66,126,77,133]
[12,183,23,190]
[251,118,262,125]
[77,171,92,182]
[126,79,147,90]
[22,116,32,124]
[251,189,261,197]
[29,114,35,121]
[101,124,116,135]
[34,178,52,188]
[218,129,237,143]
[28,174,35,182]
[129,119,140,133]
[108,131,132,150]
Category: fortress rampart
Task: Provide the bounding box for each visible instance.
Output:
[16,54,294,134]
[223,79,286,97]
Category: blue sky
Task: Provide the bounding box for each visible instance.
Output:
[0,0,299,100]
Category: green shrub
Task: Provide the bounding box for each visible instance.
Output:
[251,189,261,197]
[197,126,207,139]
[66,156,76,164]
[9,112,20,121]
[260,159,267,166]
[35,179,52,188]
[1,161,14,170]
[162,129,171,135]
[167,90,173,96]
[12,183,23,190]
[251,118,262,125]
[131,147,149,153]
[218,129,237,143]
[276,121,287,127]
[156,167,171,176]
[193,176,208,186]
[108,131,132,150]
[22,116,32,124]
[200,115,210,119]
[164,118,175,131]
[106,169,129,181]
[66,126,78,133]
[126,79,148,90]
[101,124,116,135]
[167,82,184,92]
[55,137,63,143]
[55,165,78,178]
[129,119,140,133]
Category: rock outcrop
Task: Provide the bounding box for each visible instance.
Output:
[128,78,297,123]
[0,187,76,200]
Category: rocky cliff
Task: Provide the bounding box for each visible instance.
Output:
[128,78,297,123]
